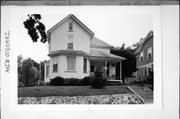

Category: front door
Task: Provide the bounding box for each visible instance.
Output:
[90,65,94,73]
[115,62,120,80]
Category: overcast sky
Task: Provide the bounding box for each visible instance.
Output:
[15,7,153,62]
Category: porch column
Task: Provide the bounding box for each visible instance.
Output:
[104,60,107,76]
[120,61,122,80]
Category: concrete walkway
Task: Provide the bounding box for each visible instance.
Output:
[128,86,153,104]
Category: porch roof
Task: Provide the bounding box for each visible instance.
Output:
[90,50,126,61]
[48,50,90,57]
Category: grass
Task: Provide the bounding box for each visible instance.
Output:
[18,86,132,97]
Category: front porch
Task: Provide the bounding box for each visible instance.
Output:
[89,57,124,82]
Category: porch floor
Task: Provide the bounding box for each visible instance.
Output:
[107,80,122,85]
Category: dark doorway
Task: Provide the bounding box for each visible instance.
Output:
[90,65,94,72]
[116,62,120,80]
[107,64,109,76]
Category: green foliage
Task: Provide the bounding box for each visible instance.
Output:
[91,67,107,89]
[23,14,47,43]
[50,77,64,86]
[18,56,39,86]
[79,76,92,86]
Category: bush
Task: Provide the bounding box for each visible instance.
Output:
[90,68,107,89]
[18,81,25,87]
[79,76,92,86]
[50,76,64,86]
[38,80,45,86]
[65,78,80,86]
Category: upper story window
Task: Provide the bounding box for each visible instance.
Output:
[147,47,152,58]
[67,57,76,71]
[68,21,73,32]
[83,58,87,73]
[67,35,73,49]
[53,57,58,72]
[140,51,144,61]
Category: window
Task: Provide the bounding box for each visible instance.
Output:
[68,21,73,32]
[147,65,152,76]
[67,57,76,71]
[83,58,87,73]
[147,47,152,58]
[46,66,49,77]
[53,64,58,72]
[140,51,144,61]
[67,35,73,49]
[68,43,73,49]
[144,67,147,76]
[53,57,58,72]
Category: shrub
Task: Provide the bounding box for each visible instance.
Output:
[38,80,45,86]
[31,81,38,86]
[90,68,107,89]
[18,81,25,87]
[50,76,64,86]
[65,78,80,86]
[79,76,92,86]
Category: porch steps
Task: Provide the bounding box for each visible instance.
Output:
[107,80,122,85]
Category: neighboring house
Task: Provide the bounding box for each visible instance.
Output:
[135,31,153,80]
[43,14,125,82]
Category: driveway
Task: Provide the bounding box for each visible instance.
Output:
[128,86,153,104]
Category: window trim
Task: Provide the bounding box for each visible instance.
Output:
[140,51,144,61]
[66,56,76,71]
[46,65,49,77]
[52,57,58,72]
[67,43,73,49]
[147,47,152,58]
[53,64,58,72]
[68,21,73,32]
[83,58,87,73]
[67,35,74,49]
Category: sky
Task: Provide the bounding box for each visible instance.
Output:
[15,7,153,63]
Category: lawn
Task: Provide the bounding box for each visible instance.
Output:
[18,86,132,97]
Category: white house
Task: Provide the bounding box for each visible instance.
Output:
[44,14,125,82]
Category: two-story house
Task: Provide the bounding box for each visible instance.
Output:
[43,14,125,82]
[135,31,153,80]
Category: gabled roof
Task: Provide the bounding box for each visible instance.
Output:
[90,37,113,48]
[135,31,153,55]
[47,14,94,39]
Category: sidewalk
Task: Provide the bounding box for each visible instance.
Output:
[128,86,153,104]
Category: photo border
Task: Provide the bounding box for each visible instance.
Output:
[1,5,179,119]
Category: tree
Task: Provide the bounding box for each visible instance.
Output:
[130,38,144,50]
[18,55,23,84]
[111,44,137,83]
[23,14,47,84]
[23,14,47,43]
[39,62,44,81]
[18,57,39,86]
[91,66,107,89]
